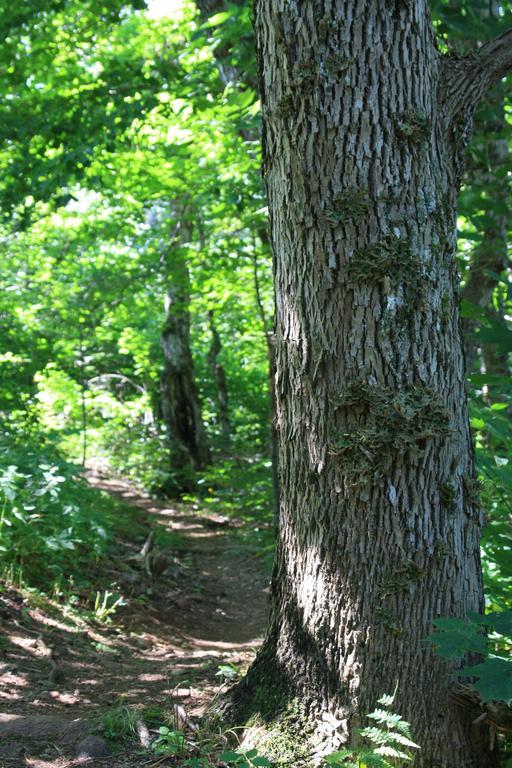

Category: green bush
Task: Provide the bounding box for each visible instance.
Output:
[0,429,125,590]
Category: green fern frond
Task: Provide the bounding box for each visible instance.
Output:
[323,692,420,768]
[374,745,412,760]
[361,726,393,745]
[367,709,405,728]
[376,693,395,707]
[390,732,420,750]
[393,719,413,737]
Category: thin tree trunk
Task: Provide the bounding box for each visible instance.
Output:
[160,219,210,489]
[208,310,230,449]
[227,5,512,766]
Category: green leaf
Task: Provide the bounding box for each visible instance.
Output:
[325,750,354,762]
[459,299,487,321]
[468,373,511,388]
[219,751,244,764]
[202,11,231,28]
[426,618,487,658]
[324,750,357,766]
[469,610,512,636]
[374,745,410,760]
[252,757,272,767]
[477,319,512,353]
[469,656,512,704]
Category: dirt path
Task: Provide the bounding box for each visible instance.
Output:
[0,474,269,767]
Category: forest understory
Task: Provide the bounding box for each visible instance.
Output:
[0,473,269,768]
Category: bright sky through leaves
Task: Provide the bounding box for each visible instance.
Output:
[147,0,184,18]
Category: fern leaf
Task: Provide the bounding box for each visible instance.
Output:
[368,709,403,727]
[325,749,357,766]
[376,694,395,707]
[375,747,411,761]
[390,733,420,750]
[361,726,392,745]
[358,751,392,767]
[374,746,411,760]
[374,747,411,762]
[393,719,413,736]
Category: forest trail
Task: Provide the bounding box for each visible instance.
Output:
[0,474,269,767]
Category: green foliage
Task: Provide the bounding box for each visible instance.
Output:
[219,749,272,768]
[92,589,126,623]
[0,0,272,503]
[0,430,108,587]
[216,663,241,682]
[152,726,187,756]
[98,702,139,742]
[325,693,420,767]
[0,423,151,596]
[426,611,512,704]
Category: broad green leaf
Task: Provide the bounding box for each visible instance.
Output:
[469,656,512,704]
[426,618,487,658]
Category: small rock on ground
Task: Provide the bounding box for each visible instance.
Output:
[75,735,111,759]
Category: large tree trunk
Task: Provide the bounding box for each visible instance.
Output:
[160,223,210,488]
[230,4,512,766]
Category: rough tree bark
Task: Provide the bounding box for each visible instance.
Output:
[208,309,231,448]
[160,219,210,488]
[228,5,512,767]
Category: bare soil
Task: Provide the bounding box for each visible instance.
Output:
[0,473,269,767]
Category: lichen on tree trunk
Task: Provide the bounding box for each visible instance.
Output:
[226,3,512,766]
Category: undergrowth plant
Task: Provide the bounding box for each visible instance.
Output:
[152,726,187,756]
[97,702,138,742]
[0,429,147,595]
[92,589,126,623]
[218,749,272,768]
[426,610,512,704]
[325,692,420,767]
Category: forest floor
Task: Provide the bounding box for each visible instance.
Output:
[0,473,269,767]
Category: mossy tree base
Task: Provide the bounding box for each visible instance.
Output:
[204,651,315,767]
